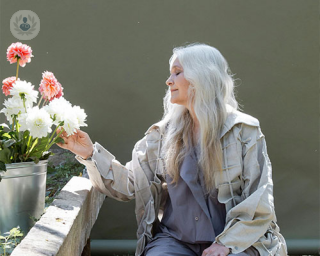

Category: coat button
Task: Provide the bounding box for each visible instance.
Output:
[195,217,199,221]
[98,149,101,153]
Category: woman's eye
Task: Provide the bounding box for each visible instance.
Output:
[176,72,181,75]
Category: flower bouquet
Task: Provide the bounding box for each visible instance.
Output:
[0,42,87,175]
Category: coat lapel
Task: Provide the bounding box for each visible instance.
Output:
[179,150,211,220]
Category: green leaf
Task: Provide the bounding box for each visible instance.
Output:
[10,227,23,237]
[0,123,10,130]
[0,148,11,164]
[41,151,52,160]
[1,133,11,139]
[3,139,16,148]
[8,131,17,137]
[23,130,30,138]
[34,137,49,152]
[30,157,40,164]
[55,137,65,144]
[0,161,6,172]
[0,235,5,240]
[47,166,56,174]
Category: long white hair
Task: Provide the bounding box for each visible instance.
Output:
[162,43,238,193]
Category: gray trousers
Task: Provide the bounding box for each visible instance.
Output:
[143,233,260,256]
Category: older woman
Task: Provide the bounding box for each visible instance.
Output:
[57,43,287,256]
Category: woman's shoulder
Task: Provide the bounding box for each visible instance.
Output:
[144,119,168,136]
[133,120,166,153]
[221,106,260,139]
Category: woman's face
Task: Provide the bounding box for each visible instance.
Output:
[166,57,190,108]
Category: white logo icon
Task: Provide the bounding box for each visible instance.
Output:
[10,10,40,40]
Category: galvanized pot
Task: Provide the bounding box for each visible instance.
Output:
[0,160,47,235]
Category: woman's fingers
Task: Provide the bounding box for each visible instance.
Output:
[57,128,68,138]
[56,141,67,149]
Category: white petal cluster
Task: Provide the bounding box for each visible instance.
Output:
[44,97,72,125]
[45,97,87,136]
[72,106,87,127]
[10,80,38,104]
[62,111,79,136]
[0,97,26,124]
[25,107,52,138]
[17,113,28,131]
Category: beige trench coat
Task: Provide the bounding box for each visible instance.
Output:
[76,108,288,256]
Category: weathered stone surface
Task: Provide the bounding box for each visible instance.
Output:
[48,149,79,167]
[11,177,106,256]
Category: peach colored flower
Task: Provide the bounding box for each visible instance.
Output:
[51,82,63,101]
[39,71,63,101]
[6,42,33,67]
[2,77,17,96]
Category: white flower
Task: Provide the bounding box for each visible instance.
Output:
[10,80,38,104]
[17,113,28,131]
[44,97,72,125]
[0,97,26,124]
[25,107,53,138]
[62,110,79,136]
[72,106,87,127]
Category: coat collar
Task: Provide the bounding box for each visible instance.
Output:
[144,119,168,135]
[145,105,260,138]
[220,105,259,139]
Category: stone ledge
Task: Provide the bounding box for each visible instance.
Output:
[11,176,106,256]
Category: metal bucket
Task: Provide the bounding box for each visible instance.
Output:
[0,160,47,235]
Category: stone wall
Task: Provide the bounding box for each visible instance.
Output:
[11,177,105,256]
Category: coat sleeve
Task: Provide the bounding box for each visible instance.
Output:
[76,141,136,201]
[215,124,278,254]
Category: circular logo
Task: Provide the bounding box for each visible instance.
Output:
[10,10,40,40]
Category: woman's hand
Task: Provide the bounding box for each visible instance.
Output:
[202,243,230,256]
[56,128,94,159]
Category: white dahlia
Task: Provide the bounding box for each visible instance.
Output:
[62,110,79,136]
[0,97,26,124]
[10,80,38,104]
[72,106,87,127]
[25,107,53,138]
[44,97,72,125]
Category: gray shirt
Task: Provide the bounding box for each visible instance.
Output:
[158,147,226,244]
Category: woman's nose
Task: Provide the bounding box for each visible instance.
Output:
[166,77,173,86]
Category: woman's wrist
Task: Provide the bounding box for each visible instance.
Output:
[83,144,94,160]
[213,241,231,255]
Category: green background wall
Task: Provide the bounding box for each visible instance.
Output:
[0,0,318,244]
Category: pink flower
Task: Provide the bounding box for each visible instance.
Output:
[7,42,33,67]
[2,77,17,96]
[39,71,63,101]
[53,82,64,101]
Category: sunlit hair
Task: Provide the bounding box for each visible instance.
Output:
[161,43,238,193]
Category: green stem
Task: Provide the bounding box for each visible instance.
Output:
[45,125,60,151]
[16,59,20,80]
[21,134,27,155]
[22,97,27,112]
[12,117,15,131]
[16,118,19,133]
[26,138,38,159]
[26,135,32,151]
[41,99,48,107]
[47,129,64,149]
[37,95,43,107]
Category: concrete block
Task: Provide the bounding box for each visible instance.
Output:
[11,177,106,256]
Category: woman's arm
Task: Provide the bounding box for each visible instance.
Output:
[56,129,135,201]
[215,124,282,255]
